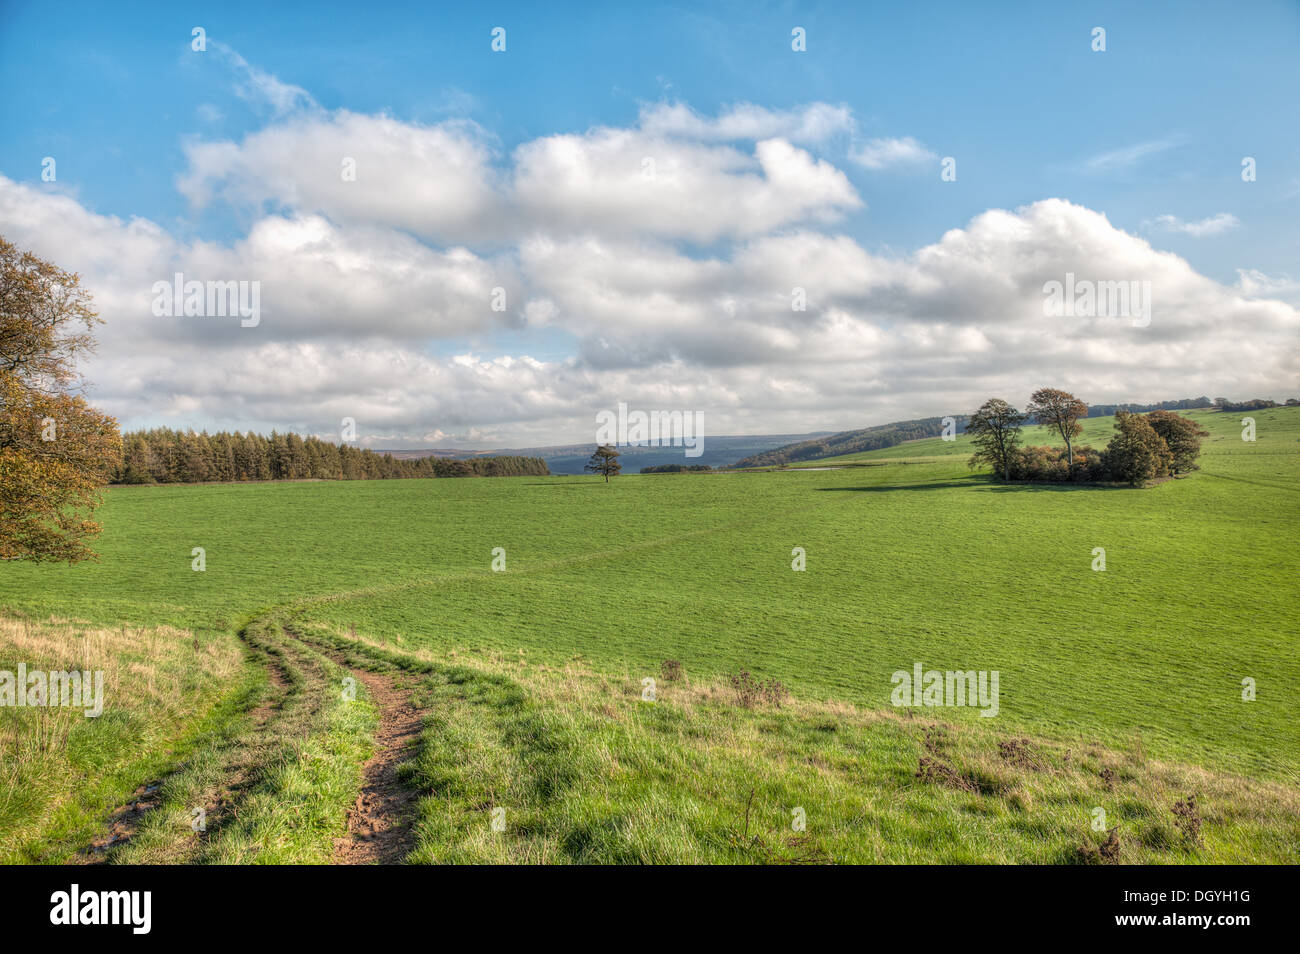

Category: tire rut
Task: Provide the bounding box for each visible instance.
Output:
[79,634,298,863]
[80,615,426,865]
[332,666,423,864]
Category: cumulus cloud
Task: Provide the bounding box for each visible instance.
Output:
[179,106,862,243]
[1,178,516,349]
[1,60,1296,448]
[512,132,860,241]
[178,111,506,244]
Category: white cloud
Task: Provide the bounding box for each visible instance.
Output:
[0,177,517,351]
[1150,212,1240,237]
[1235,268,1300,307]
[178,111,506,244]
[513,132,861,241]
[2,58,1296,448]
[213,41,316,117]
[1080,138,1178,173]
[637,101,854,144]
[5,171,1297,445]
[178,109,861,243]
[848,136,937,170]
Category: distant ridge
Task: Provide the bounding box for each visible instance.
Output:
[380,433,834,475]
[732,397,1220,469]
[379,399,1232,473]
[733,417,966,468]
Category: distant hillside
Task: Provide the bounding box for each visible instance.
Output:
[733,417,967,468]
[382,433,834,475]
[732,397,1226,469]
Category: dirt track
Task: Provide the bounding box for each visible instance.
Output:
[333,667,423,864]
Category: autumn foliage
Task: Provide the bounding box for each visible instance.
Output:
[1,237,121,562]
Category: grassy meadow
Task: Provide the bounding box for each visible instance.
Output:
[1,405,1297,863]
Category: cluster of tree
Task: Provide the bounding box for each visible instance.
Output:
[113,428,549,484]
[639,463,713,474]
[967,388,1209,486]
[734,416,967,468]
[1213,397,1298,412]
[2,238,122,562]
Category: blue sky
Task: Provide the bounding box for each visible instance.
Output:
[5,0,1297,276]
[1,0,1297,445]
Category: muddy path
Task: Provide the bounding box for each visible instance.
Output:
[332,666,423,864]
[81,781,165,861]
[78,616,426,865]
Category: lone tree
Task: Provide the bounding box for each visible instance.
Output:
[1,237,121,562]
[584,444,622,482]
[1144,410,1209,475]
[967,398,1027,480]
[1027,387,1088,466]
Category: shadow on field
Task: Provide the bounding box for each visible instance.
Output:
[811,475,982,496]
[975,480,1132,493]
[818,475,1132,493]
[518,480,607,488]
[816,478,978,493]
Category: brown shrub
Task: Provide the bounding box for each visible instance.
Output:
[728,670,789,708]
[915,756,978,793]
[998,737,1044,770]
[1078,826,1121,864]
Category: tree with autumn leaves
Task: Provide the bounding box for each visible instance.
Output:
[1,237,121,562]
[1026,387,1088,467]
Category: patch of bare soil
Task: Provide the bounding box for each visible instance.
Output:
[81,782,164,861]
[333,668,423,865]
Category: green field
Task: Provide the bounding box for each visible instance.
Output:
[2,406,1297,863]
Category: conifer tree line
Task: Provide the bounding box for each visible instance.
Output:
[113,428,549,484]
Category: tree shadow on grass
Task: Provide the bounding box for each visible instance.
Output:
[518,480,606,488]
[815,478,976,493]
[817,474,1135,493]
